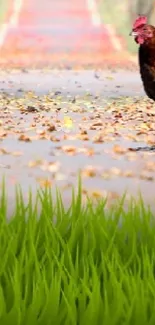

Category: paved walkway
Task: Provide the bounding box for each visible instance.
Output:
[0,70,154,210]
[0,0,133,68]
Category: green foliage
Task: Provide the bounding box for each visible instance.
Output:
[99,0,155,53]
[0,0,9,24]
[0,181,155,324]
[98,0,138,53]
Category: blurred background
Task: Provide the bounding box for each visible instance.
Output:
[0,0,154,68]
[99,0,155,53]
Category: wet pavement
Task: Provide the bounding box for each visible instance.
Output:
[1,69,155,210]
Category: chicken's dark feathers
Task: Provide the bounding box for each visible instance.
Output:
[138,26,155,101]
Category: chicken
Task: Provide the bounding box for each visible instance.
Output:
[130,15,155,101]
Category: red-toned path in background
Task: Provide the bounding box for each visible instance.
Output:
[0,0,134,68]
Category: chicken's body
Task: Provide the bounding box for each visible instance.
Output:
[139,42,155,100]
[130,15,155,101]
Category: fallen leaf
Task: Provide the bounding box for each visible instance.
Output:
[36,178,52,188]
[77,133,89,141]
[48,162,60,173]
[28,160,43,168]
[91,121,103,127]
[62,145,77,155]
[82,166,97,177]
[123,170,135,177]
[18,134,31,142]
[36,129,46,136]
[12,151,23,156]
[102,171,111,179]
[50,136,60,142]
[86,148,95,156]
[113,144,127,154]
[140,172,154,181]
[91,190,107,199]
[92,134,104,143]
[106,76,114,80]
[27,106,38,112]
[110,167,122,176]
[55,173,67,181]
[0,148,10,154]
[47,124,56,132]
[63,116,74,129]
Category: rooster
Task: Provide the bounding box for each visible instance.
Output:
[130,15,155,101]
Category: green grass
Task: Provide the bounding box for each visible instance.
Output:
[98,0,137,54]
[0,180,155,324]
[0,0,10,24]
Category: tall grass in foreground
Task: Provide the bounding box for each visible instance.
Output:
[0,183,155,324]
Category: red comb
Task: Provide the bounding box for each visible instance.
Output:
[133,15,147,29]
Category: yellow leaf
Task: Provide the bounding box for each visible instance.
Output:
[37,178,52,188]
[63,116,73,129]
